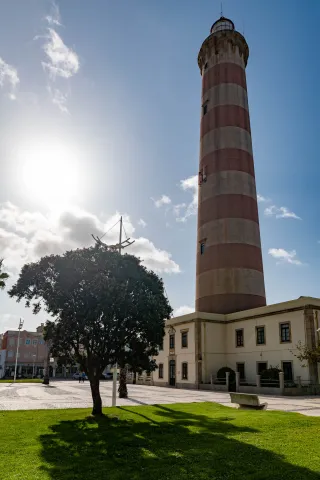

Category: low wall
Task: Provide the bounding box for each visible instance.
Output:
[210,384,228,392]
[239,385,283,395]
[176,382,197,390]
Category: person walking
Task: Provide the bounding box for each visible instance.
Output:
[81,371,86,383]
[78,372,81,384]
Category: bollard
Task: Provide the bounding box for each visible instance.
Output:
[256,374,261,388]
[279,372,284,393]
[226,371,230,391]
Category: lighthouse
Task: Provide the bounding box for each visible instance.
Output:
[196,17,266,314]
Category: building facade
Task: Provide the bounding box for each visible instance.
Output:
[196,16,266,314]
[0,349,6,379]
[153,297,320,388]
[1,325,48,378]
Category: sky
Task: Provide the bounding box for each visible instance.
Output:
[0,0,320,333]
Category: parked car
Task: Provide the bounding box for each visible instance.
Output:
[72,373,88,380]
[102,372,113,380]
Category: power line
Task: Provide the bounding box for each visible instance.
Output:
[99,219,120,240]
[122,222,129,241]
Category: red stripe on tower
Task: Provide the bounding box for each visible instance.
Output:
[196,16,266,314]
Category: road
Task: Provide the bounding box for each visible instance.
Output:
[0,380,320,415]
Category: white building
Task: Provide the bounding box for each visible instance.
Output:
[153,297,320,390]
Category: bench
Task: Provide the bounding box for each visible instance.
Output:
[230,393,268,410]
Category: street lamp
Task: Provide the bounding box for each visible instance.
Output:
[13,318,24,383]
[32,355,36,378]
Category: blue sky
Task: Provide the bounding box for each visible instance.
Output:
[0,0,319,332]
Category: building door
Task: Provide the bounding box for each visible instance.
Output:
[169,360,176,387]
[282,362,293,382]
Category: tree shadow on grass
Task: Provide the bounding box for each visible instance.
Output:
[39,406,320,480]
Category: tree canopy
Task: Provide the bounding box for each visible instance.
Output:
[0,259,9,290]
[8,246,172,414]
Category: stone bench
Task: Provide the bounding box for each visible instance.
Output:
[230,392,268,410]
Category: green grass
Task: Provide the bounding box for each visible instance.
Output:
[0,403,320,479]
[0,379,43,383]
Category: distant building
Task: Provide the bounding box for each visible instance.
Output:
[0,349,6,379]
[1,326,48,378]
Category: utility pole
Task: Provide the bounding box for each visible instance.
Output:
[13,318,24,383]
[92,215,134,407]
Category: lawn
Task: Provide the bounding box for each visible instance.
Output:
[0,379,43,383]
[0,403,320,480]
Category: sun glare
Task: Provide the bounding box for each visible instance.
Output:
[20,141,80,210]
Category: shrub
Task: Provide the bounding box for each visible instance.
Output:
[260,366,281,380]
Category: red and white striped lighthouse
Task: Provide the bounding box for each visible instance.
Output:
[196,17,266,314]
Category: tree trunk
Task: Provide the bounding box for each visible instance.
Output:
[90,377,103,415]
[133,371,137,385]
[118,367,128,398]
[42,346,50,385]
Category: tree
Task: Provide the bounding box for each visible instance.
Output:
[0,259,9,290]
[293,341,320,364]
[117,337,161,398]
[8,246,171,415]
[292,341,320,384]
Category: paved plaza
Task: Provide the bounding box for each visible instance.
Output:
[1,380,320,415]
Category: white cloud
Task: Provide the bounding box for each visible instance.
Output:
[0,57,19,98]
[152,195,171,208]
[48,86,69,114]
[0,203,180,275]
[138,218,147,228]
[0,313,21,333]
[45,1,62,27]
[172,203,186,217]
[268,248,303,266]
[42,28,79,80]
[173,305,194,317]
[257,194,270,203]
[175,175,198,222]
[264,205,301,220]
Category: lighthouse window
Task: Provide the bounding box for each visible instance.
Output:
[203,103,208,116]
[204,62,208,70]
[200,243,205,255]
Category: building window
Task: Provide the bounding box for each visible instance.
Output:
[181,331,188,348]
[280,323,291,343]
[282,361,293,382]
[236,329,244,347]
[256,326,265,345]
[8,350,13,358]
[203,103,208,116]
[169,334,175,349]
[25,339,31,345]
[39,339,44,345]
[182,362,188,380]
[32,339,38,345]
[257,362,268,375]
[236,363,245,380]
[158,363,163,379]
[9,338,15,346]
[200,242,205,255]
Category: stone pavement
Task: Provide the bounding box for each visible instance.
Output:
[0,381,320,416]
